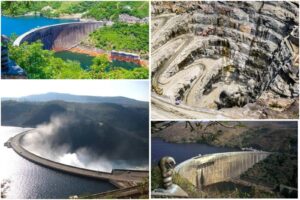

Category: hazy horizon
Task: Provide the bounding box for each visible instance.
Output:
[0,80,149,101]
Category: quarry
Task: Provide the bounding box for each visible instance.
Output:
[151,1,299,119]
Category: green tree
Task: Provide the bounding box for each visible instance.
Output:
[9,41,148,79]
[89,55,110,78]
[88,23,149,55]
[9,41,52,78]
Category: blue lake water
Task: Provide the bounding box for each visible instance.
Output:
[0,126,116,199]
[1,15,78,36]
[151,137,239,165]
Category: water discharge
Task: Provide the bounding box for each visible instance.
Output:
[0,126,116,199]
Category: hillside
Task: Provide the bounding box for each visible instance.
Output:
[152,121,297,153]
[2,92,148,108]
[87,23,149,55]
[1,1,149,20]
[2,99,149,169]
[241,153,297,189]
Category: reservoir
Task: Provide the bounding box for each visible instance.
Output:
[1,16,78,36]
[1,126,116,199]
[2,15,141,70]
[151,137,239,165]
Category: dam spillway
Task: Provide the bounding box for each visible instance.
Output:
[13,21,105,51]
[175,151,271,188]
[7,130,148,185]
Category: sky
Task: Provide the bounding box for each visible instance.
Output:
[0,80,149,101]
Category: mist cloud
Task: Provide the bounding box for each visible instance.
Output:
[21,114,148,172]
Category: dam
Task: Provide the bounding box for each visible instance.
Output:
[11,20,144,70]
[6,130,148,187]
[13,21,105,51]
[175,151,271,188]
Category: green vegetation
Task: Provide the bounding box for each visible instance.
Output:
[90,55,148,79]
[154,122,297,154]
[151,166,164,190]
[9,41,87,79]
[1,1,149,20]
[2,1,57,17]
[8,41,148,79]
[88,23,148,55]
[241,153,298,188]
[83,1,148,20]
[204,182,277,198]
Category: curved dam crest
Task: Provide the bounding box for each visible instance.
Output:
[7,130,148,185]
[175,151,271,188]
[13,21,105,51]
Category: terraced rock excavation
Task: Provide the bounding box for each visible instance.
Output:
[151,1,299,119]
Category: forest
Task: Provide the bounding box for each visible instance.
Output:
[88,23,149,56]
[1,1,149,20]
[8,41,148,79]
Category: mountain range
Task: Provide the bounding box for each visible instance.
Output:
[2,92,148,108]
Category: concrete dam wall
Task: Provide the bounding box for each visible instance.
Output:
[13,21,105,50]
[175,151,270,188]
[8,130,148,184]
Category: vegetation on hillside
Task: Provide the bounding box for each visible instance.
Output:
[241,153,298,188]
[8,41,148,79]
[203,182,277,198]
[89,55,148,79]
[152,121,297,153]
[88,23,149,55]
[1,1,149,20]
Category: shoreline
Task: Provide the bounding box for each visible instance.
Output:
[54,45,149,68]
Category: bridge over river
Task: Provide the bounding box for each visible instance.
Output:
[175,151,271,188]
[7,130,148,188]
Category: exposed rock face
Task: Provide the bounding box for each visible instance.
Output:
[151,1,299,118]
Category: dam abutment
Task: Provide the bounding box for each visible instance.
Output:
[175,151,271,188]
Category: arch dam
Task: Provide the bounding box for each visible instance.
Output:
[175,151,271,188]
[6,130,148,188]
[13,21,105,51]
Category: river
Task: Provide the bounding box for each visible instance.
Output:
[54,51,94,70]
[151,137,239,165]
[0,126,116,199]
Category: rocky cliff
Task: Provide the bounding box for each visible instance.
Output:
[151,1,299,119]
